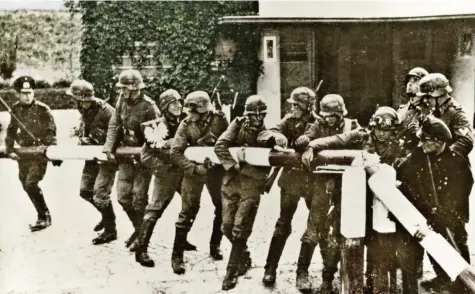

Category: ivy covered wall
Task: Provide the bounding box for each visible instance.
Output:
[67,1,260,105]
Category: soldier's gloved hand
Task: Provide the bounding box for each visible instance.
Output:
[194,164,209,176]
[295,135,310,147]
[8,152,19,161]
[414,223,432,241]
[407,121,420,135]
[104,152,117,163]
[236,147,246,163]
[51,160,63,167]
[79,137,93,145]
[274,134,288,148]
[301,147,314,170]
[229,163,241,174]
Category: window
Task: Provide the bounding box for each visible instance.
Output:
[263,36,276,61]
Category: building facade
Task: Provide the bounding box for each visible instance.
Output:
[220,1,475,127]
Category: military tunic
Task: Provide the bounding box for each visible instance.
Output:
[301,117,360,281]
[434,97,473,158]
[397,145,473,292]
[77,98,117,209]
[140,113,186,222]
[214,116,270,241]
[5,100,57,216]
[103,93,160,213]
[257,113,318,238]
[170,111,228,234]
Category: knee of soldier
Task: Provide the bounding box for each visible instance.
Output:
[301,231,319,246]
[144,211,159,223]
[117,196,132,209]
[80,190,94,201]
[24,182,39,194]
[221,223,233,240]
[274,221,292,238]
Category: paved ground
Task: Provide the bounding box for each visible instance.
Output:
[0,110,473,294]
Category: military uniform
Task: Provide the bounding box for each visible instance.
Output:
[5,76,58,231]
[170,91,228,275]
[397,116,473,293]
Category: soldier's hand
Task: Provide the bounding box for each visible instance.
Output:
[104,152,116,163]
[236,147,246,162]
[203,157,214,170]
[51,160,63,167]
[194,164,208,176]
[79,137,93,145]
[8,152,19,161]
[407,121,419,134]
[274,134,288,148]
[295,135,310,147]
[414,223,432,241]
[301,147,314,169]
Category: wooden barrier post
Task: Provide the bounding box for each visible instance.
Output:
[367,164,475,294]
[339,163,367,294]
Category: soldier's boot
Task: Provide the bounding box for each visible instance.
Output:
[83,196,104,232]
[30,212,52,232]
[171,228,187,275]
[184,240,197,251]
[135,219,156,267]
[28,189,52,232]
[124,209,143,249]
[296,242,316,292]
[209,225,223,260]
[319,249,339,294]
[222,238,246,291]
[92,203,117,245]
[237,245,252,276]
[262,235,287,286]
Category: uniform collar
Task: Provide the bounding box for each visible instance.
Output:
[437,97,453,115]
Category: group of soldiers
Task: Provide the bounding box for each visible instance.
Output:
[2,66,473,293]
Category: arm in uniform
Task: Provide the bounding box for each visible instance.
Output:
[102,98,122,153]
[307,128,368,151]
[449,109,474,157]
[170,121,197,176]
[91,104,115,145]
[5,105,19,154]
[39,104,57,146]
[257,114,291,146]
[214,118,241,172]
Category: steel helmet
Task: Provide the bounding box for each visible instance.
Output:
[157,89,182,113]
[184,91,212,113]
[368,106,400,130]
[243,95,268,116]
[416,73,453,98]
[319,94,348,116]
[287,87,316,110]
[116,69,146,90]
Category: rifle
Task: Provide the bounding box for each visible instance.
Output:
[425,154,462,254]
[210,75,225,111]
[264,80,324,194]
[0,96,40,145]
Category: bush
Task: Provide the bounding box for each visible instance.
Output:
[67,1,260,101]
[52,78,72,88]
[0,88,76,110]
[35,80,51,89]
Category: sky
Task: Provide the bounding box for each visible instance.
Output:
[0,0,66,10]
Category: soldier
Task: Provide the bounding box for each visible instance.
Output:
[257,87,319,286]
[301,107,404,293]
[102,69,159,248]
[416,73,473,158]
[397,116,473,293]
[397,67,429,153]
[295,94,360,292]
[132,89,196,267]
[170,90,228,274]
[214,95,271,290]
[5,76,61,231]
[67,79,118,245]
